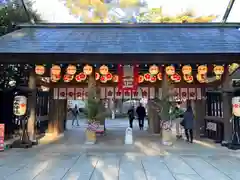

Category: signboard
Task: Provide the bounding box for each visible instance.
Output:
[0,124,4,151]
[206,122,217,131]
[232,96,240,117]
[13,96,27,116]
[118,65,138,91]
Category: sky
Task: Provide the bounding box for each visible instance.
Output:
[31,0,240,22]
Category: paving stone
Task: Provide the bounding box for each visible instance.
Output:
[119,157,147,180]
[32,156,79,180]
[62,155,98,180]
[173,174,204,180]
[90,156,119,180]
[182,156,232,180]
[164,155,197,175]
[141,156,175,180]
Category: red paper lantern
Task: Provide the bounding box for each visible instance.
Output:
[80,72,87,81]
[100,76,107,83]
[106,72,113,81]
[196,73,206,83]
[138,75,144,83]
[150,76,157,83]
[171,73,181,82]
[184,74,193,83]
[144,73,151,81]
[63,74,73,82]
[51,74,61,82]
[75,74,81,82]
[35,65,45,75]
[95,72,100,80]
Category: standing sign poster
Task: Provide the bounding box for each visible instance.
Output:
[118,64,138,92]
[0,124,5,151]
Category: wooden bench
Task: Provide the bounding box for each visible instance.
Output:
[87,121,105,136]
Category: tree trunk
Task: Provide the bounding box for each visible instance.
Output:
[27,71,36,141]
[48,98,66,135]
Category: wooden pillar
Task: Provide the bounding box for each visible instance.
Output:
[27,71,37,141]
[194,99,206,139]
[222,71,233,142]
[48,91,67,135]
[222,92,232,142]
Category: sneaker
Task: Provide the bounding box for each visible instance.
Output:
[176,135,182,139]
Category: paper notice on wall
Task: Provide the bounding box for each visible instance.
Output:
[75,88,84,100]
[149,87,155,99]
[59,88,67,99]
[100,87,106,99]
[53,88,58,99]
[173,88,180,101]
[188,88,196,100]
[67,88,75,100]
[123,90,131,99]
[132,89,139,99]
[180,88,188,101]
[115,87,122,99]
[106,87,114,99]
[196,88,202,100]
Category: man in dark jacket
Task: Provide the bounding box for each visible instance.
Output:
[136,103,146,130]
[127,106,135,128]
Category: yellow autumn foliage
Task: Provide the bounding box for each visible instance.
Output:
[119,0,139,8]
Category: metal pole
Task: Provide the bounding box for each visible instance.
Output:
[221,0,235,23]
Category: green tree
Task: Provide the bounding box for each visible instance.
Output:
[0,0,39,36]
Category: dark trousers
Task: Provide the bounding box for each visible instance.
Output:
[129,118,134,128]
[138,118,144,129]
[185,129,193,142]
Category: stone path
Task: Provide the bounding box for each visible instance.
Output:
[1,150,240,180]
[0,119,240,180]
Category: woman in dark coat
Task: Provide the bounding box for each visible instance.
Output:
[182,106,194,143]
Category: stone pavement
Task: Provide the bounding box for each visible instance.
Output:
[1,120,240,180]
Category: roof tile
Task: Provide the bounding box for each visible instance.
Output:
[0,26,239,53]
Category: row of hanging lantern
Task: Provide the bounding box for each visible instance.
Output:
[35,64,226,84]
[35,64,119,83]
[138,64,225,83]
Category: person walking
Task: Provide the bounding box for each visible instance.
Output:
[136,103,146,130]
[171,102,184,139]
[182,106,194,143]
[72,105,80,127]
[127,106,135,128]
